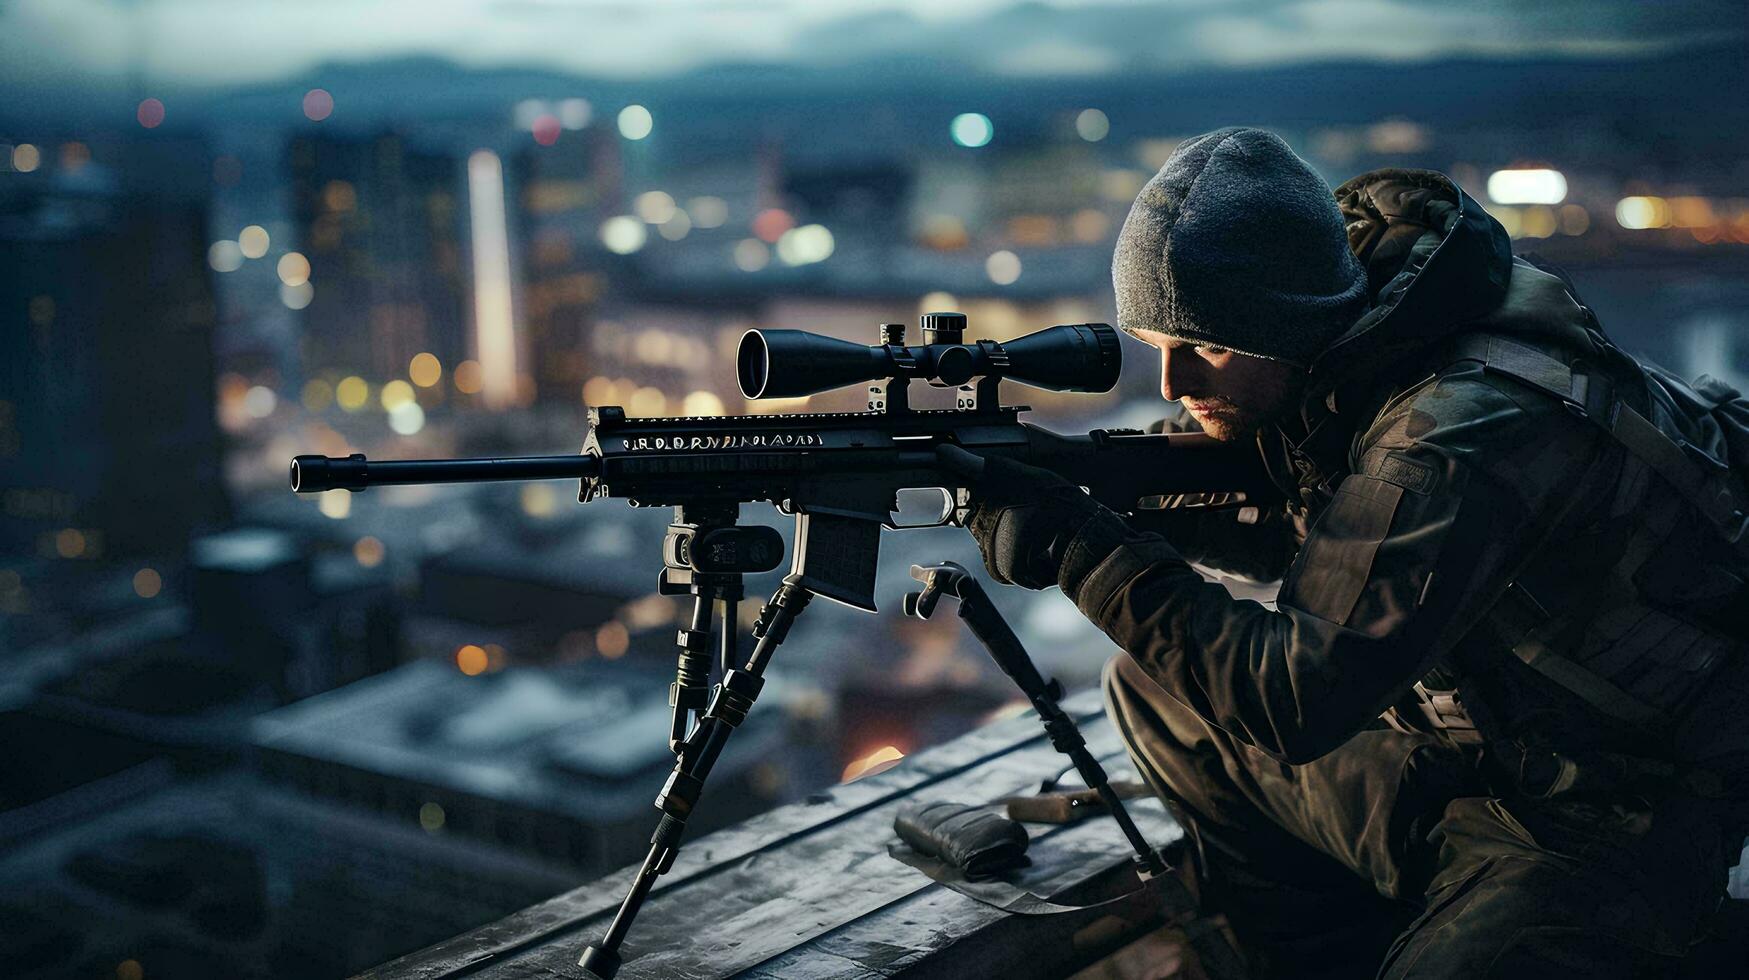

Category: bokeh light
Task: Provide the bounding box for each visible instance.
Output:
[634,190,677,224]
[60,142,91,172]
[688,196,728,228]
[1560,204,1591,235]
[1487,168,1567,205]
[1075,108,1110,141]
[280,281,314,310]
[752,208,794,243]
[409,352,442,387]
[658,210,692,240]
[919,291,957,313]
[380,379,415,411]
[513,99,549,130]
[353,536,385,567]
[582,376,616,404]
[137,98,166,129]
[55,528,85,558]
[1616,196,1669,230]
[244,385,277,418]
[323,180,356,212]
[318,489,351,519]
[208,240,244,272]
[595,621,630,659]
[950,113,993,148]
[520,483,559,518]
[277,252,311,286]
[618,104,653,140]
[303,88,335,121]
[389,402,425,435]
[1070,208,1111,242]
[336,376,370,411]
[776,224,834,265]
[1520,205,1558,238]
[133,568,162,599]
[11,143,40,172]
[558,97,592,129]
[532,114,562,146]
[238,225,270,258]
[302,378,334,411]
[733,238,770,272]
[453,360,484,394]
[683,391,725,416]
[985,250,1022,285]
[629,386,666,415]
[600,215,648,254]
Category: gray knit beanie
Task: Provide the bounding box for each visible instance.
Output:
[1111,127,1368,368]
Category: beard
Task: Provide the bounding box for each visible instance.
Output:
[1181,397,1258,442]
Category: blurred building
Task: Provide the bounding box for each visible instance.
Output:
[0,134,230,563]
[0,766,579,979]
[511,130,611,404]
[286,131,470,385]
[251,658,821,870]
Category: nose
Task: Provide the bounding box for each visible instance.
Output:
[1159,347,1202,402]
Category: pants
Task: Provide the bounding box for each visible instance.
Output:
[1101,654,1733,979]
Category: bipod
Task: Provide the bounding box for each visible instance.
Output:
[652,503,782,751]
[904,560,1167,877]
[904,560,1251,978]
[579,503,802,980]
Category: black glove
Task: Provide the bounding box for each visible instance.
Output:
[936,444,1113,591]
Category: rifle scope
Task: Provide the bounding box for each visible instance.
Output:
[737,312,1121,400]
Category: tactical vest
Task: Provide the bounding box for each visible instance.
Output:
[1393,312,1749,791]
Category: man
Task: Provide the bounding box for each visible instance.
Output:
[940,127,1749,977]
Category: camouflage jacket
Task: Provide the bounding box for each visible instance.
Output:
[1068,169,1749,799]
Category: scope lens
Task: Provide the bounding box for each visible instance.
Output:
[736,330,770,399]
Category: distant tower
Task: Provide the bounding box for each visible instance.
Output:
[465,149,521,409]
[286,132,469,384]
[1,135,230,559]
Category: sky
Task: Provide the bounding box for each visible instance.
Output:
[1,0,1741,95]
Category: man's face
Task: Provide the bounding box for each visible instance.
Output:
[1130,330,1303,441]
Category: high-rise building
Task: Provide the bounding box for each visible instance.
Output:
[1,135,230,560]
[286,132,469,384]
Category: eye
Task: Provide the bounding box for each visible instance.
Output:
[1196,344,1230,357]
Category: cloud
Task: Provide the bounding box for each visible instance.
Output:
[0,0,1739,96]
[990,40,1123,77]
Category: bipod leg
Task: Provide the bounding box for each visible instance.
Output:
[667,587,717,753]
[579,575,814,979]
[905,561,1166,876]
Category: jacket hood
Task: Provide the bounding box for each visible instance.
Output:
[1305,169,1514,407]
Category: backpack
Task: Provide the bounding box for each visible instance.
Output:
[1424,315,1749,793]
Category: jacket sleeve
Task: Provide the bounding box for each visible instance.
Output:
[1060,372,1594,764]
[1124,505,1302,585]
[1125,407,1303,583]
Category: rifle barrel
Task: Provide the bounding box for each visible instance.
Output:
[290,453,600,492]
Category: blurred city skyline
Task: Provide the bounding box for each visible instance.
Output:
[3,0,1745,123]
[4,7,1749,974]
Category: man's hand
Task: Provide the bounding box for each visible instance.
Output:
[935,444,1107,590]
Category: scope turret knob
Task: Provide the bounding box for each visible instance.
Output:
[920,311,966,345]
[934,346,975,386]
[879,322,906,346]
